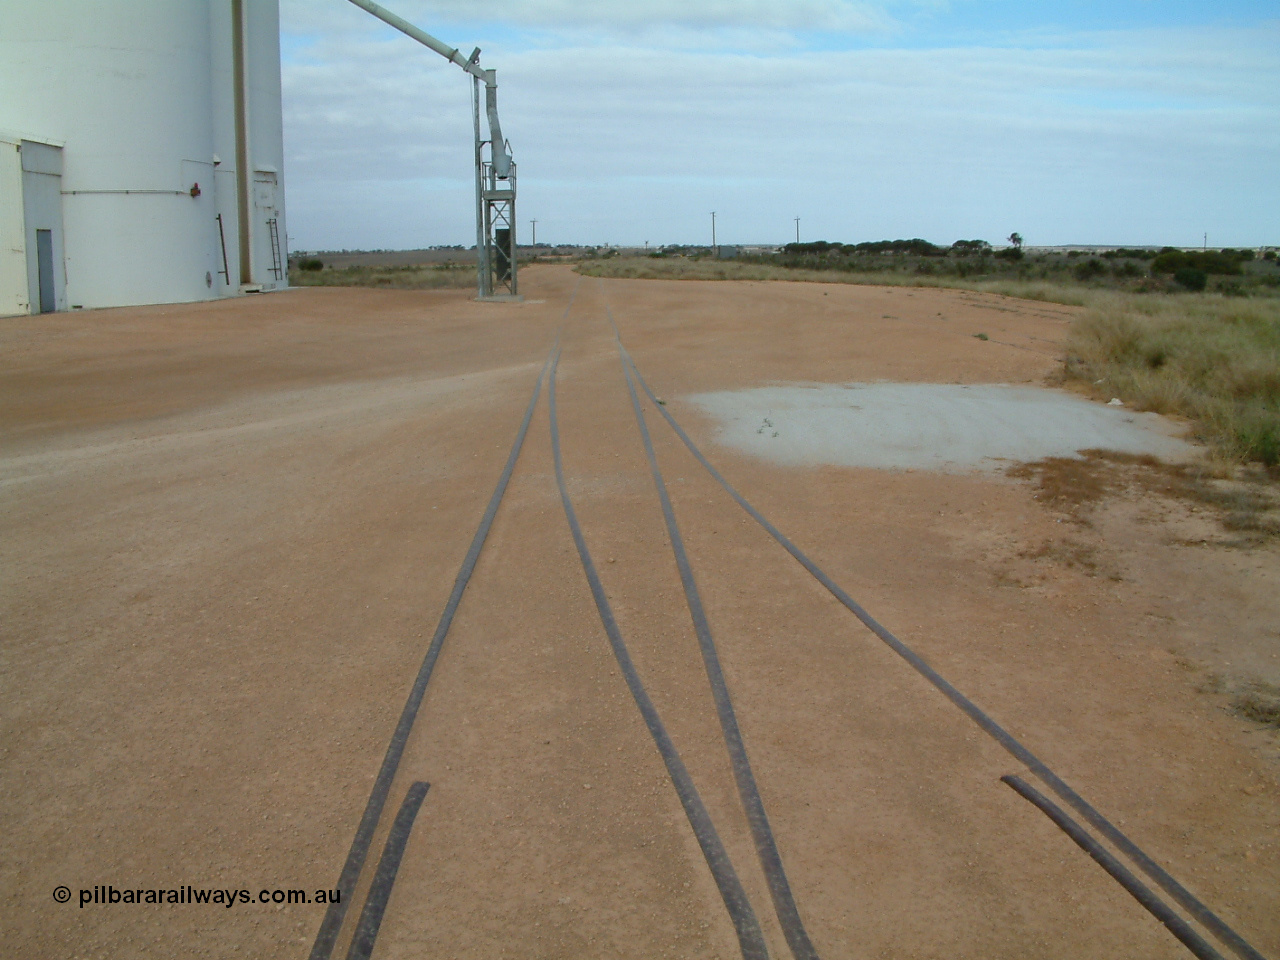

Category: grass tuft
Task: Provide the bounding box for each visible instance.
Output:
[1065,296,1280,465]
[1232,683,1280,728]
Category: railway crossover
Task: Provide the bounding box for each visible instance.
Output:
[310,278,1267,960]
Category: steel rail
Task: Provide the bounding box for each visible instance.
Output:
[611,313,819,960]
[1001,776,1225,960]
[309,339,561,960]
[614,327,1268,960]
[345,782,432,960]
[548,342,771,960]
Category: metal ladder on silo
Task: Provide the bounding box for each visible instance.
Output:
[267,218,283,281]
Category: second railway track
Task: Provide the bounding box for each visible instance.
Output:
[310,274,1272,960]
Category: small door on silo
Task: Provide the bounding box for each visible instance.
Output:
[253,170,283,285]
[36,230,55,312]
[21,141,65,314]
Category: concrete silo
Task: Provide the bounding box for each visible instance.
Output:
[0,0,287,315]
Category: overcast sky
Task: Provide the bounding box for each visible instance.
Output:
[279,1,1279,251]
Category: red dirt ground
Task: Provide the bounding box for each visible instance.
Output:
[2,265,1277,959]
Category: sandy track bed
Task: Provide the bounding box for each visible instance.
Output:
[2,267,1276,959]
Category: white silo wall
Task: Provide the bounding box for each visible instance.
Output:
[0,0,286,313]
[0,137,26,316]
[246,0,288,291]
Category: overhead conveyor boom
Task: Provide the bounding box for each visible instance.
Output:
[344,0,512,178]
[346,0,484,78]
[344,0,519,296]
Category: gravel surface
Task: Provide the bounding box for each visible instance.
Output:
[3,267,1276,959]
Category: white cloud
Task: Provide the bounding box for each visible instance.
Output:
[283,0,906,35]
[430,0,892,31]
[280,10,1280,249]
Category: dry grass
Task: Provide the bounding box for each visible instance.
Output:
[575,256,1090,306]
[1020,538,1102,574]
[1065,295,1280,465]
[1199,675,1280,729]
[581,257,1280,467]
[288,263,475,290]
[1233,683,1280,727]
[1008,450,1280,541]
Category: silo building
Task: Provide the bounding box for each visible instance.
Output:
[0,0,288,315]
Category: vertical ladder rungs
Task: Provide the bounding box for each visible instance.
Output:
[266,218,283,281]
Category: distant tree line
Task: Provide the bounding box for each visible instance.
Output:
[737,239,1275,294]
[1150,248,1251,276]
[781,238,999,257]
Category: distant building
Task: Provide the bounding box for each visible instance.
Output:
[0,0,287,315]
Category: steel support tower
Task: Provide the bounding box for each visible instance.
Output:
[348,0,518,300]
[472,74,517,298]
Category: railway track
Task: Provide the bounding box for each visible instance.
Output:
[309,278,1267,960]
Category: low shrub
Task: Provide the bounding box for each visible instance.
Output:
[1074,259,1106,281]
[1103,248,1157,260]
[1152,250,1243,276]
[1175,267,1207,291]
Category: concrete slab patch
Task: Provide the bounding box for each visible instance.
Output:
[688,382,1196,472]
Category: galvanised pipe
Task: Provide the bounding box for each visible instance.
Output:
[344,0,512,177]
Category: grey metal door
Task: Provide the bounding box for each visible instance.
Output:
[36,229,54,313]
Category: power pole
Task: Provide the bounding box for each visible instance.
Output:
[531,220,537,246]
[711,211,717,256]
[794,217,800,244]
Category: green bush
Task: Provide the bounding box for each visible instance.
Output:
[996,247,1023,261]
[297,258,324,271]
[1074,259,1106,281]
[1103,248,1157,260]
[848,238,944,256]
[783,241,841,255]
[1174,267,1207,291]
[1152,250,1243,276]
